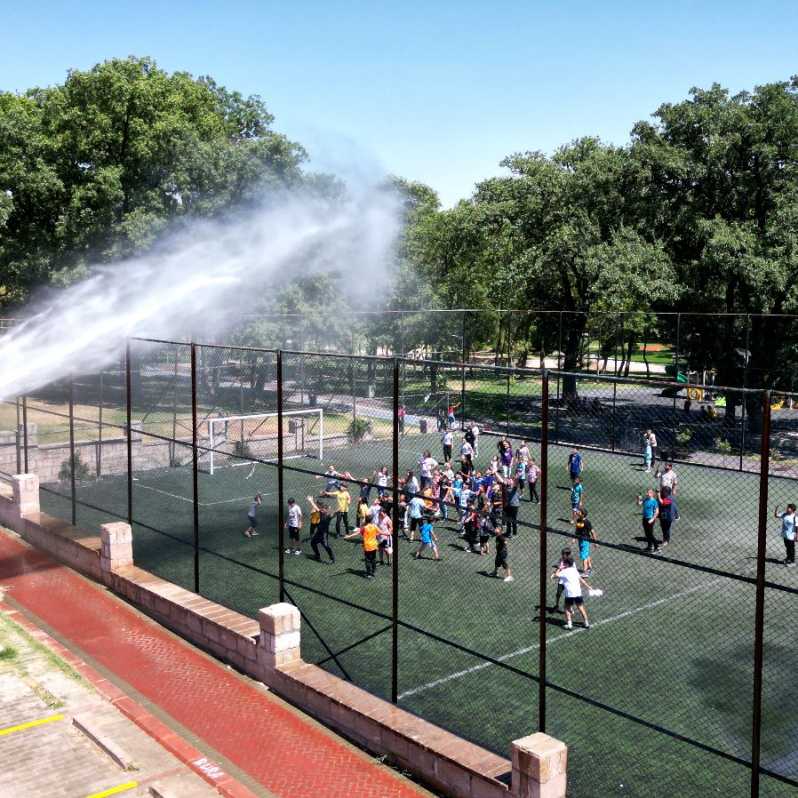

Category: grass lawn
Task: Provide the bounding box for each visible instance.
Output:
[38,429,798,798]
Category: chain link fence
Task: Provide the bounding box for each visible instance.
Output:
[8,337,798,797]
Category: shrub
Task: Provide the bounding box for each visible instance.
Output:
[347,417,372,444]
[58,451,92,483]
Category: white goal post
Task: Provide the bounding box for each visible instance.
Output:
[202,409,324,475]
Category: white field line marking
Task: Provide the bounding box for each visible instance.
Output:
[397,579,724,701]
[135,483,273,507]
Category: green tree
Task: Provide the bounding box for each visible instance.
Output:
[631,78,798,399]
[0,56,305,305]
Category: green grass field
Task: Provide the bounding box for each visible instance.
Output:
[39,432,798,798]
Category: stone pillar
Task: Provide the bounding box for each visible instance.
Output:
[511,733,567,798]
[100,522,133,574]
[257,603,301,671]
[12,473,39,517]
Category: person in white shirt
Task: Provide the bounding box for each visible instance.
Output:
[658,463,678,495]
[460,439,474,474]
[774,503,797,567]
[645,429,659,475]
[441,429,454,463]
[552,556,592,630]
[285,498,303,556]
[471,423,480,456]
[418,451,438,489]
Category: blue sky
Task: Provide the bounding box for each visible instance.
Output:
[2,1,797,206]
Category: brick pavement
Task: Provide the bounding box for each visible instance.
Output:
[0,530,431,798]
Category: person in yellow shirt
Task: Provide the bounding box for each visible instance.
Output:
[323,486,351,537]
[344,522,380,578]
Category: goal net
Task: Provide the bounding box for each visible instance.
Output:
[201,409,324,475]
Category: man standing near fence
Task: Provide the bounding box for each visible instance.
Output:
[774,503,797,567]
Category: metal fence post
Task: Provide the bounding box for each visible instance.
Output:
[611,382,618,452]
[740,316,751,472]
[125,343,133,525]
[391,357,400,704]
[22,395,29,473]
[15,397,21,474]
[750,389,771,798]
[277,350,286,603]
[190,343,200,595]
[69,375,76,526]
[538,371,549,732]
[461,310,467,430]
[98,369,104,479]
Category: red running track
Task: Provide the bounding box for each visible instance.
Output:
[0,531,428,798]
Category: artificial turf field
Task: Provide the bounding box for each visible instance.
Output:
[40,432,798,798]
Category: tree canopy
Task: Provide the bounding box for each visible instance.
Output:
[0,56,305,303]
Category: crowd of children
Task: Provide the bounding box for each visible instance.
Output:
[241,416,703,630]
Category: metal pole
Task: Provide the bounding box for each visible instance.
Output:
[15,397,21,474]
[22,396,28,473]
[98,369,104,479]
[750,390,770,798]
[190,344,200,595]
[673,313,690,422]
[741,316,751,472]
[555,312,563,444]
[538,371,550,732]
[351,359,357,425]
[611,381,618,452]
[69,375,76,526]
[461,310,467,431]
[125,343,133,525]
[277,350,286,602]
[391,357,400,704]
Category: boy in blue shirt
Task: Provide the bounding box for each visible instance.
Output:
[567,448,583,484]
[414,514,440,560]
[570,477,584,525]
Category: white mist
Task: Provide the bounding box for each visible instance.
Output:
[0,187,401,401]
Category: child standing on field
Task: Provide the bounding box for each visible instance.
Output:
[553,555,592,630]
[244,493,262,538]
[573,508,597,576]
[414,514,440,560]
[344,521,380,579]
[570,477,584,524]
[285,497,303,556]
[491,530,514,582]
[357,496,370,527]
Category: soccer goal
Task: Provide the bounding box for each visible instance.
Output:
[201,409,324,475]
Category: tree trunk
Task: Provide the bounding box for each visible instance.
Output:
[561,320,586,397]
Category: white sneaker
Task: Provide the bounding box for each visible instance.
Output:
[284,548,291,554]
[565,622,573,630]
[294,550,302,556]
[584,622,591,629]
[503,575,514,582]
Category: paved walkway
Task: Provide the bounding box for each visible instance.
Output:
[0,530,430,798]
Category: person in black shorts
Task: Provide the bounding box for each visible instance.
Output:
[491,530,514,582]
[244,494,262,538]
[306,496,335,563]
